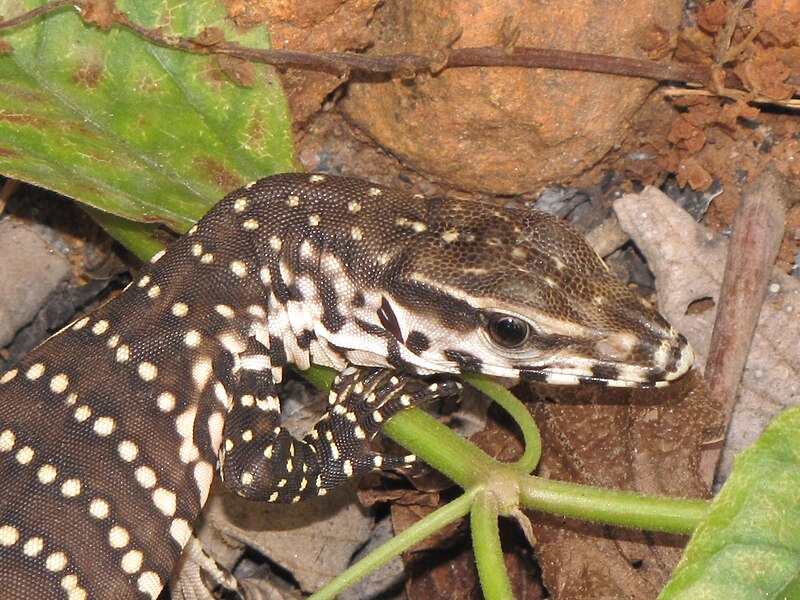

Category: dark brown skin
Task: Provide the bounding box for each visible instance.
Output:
[0,173,692,599]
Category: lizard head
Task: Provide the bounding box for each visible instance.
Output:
[373,197,694,388]
[271,175,692,388]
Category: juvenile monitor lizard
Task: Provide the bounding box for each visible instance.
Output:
[0,173,693,598]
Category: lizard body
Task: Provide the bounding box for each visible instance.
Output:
[0,173,692,598]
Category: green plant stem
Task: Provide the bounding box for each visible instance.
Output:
[383,406,499,488]
[386,406,708,535]
[472,491,514,600]
[300,367,510,488]
[520,476,708,534]
[462,373,541,473]
[298,364,337,392]
[303,363,710,600]
[310,491,475,600]
[310,364,710,535]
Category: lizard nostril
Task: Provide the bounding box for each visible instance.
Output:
[594,331,640,362]
[594,328,694,381]
[662,335,694,379]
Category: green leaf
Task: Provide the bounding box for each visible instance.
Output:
[659,406,800,600]
[0,0,295,251]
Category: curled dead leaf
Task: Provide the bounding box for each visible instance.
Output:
[697,0,728,34]
[193,27,226,47]
[81,0,126,30]
[756,11,800,47]
[639,24,673,60]
[218,55,256,88]
[737,49,797,100]
[716,100,760,129]
[677,157,714,190]
[668,115,707,153]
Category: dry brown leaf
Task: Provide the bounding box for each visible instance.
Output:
[697,0,728,34]
[757,10,800,46]
[667,115,707,154]
[614,186,800,482]
[676,157,714,191]
[736,49,797,100]
[195,480,373,593]
[405,520,542,600]
[217,55,256,88]
[526,372,719,599]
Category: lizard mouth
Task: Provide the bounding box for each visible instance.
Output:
[512,330,695,388]
[517,341,695,388]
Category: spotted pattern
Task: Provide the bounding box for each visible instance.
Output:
[0,173,693,599]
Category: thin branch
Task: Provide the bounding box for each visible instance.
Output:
[660,86,800,110]
[107,12,714,85]
[445,47,708,84]
[0,0,729,93]
[0,0,74,29]
[714,0,751,66]
[704,169,791,446]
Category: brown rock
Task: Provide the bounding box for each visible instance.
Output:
[342,0,684,193]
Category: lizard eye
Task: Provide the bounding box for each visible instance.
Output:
[486,313,530,349]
